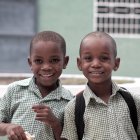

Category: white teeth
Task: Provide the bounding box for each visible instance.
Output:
[42,74,53,77]
[90,71,103,74]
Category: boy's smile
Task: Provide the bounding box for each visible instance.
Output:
[89,70,104,76]
[77,36,120,86]
[28,40,68,93]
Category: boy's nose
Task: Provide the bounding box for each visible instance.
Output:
[41,63,52,70]
[91,59,101,67]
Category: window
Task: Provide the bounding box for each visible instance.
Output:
[93,0,140,38]
[0,0,37,73]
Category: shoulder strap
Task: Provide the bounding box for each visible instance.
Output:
[75,89,138,140]
[75,91,85,140]
[119,89,138,132]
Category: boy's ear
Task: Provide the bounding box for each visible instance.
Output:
[28,57,31,66]
[114,57,120,71]
[63,56,69,69]
[77,57,82,71]
[28,57,33,71]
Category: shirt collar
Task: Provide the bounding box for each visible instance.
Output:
[112,80,120,95]
[83,81,121,106]
[16,76,73,100]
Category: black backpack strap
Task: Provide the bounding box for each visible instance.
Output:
[75,89,138,140]
[119,89,138,133]
[75,91,85,140]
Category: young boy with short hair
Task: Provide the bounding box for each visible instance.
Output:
[0,31,73,140]
[61,31,140,140]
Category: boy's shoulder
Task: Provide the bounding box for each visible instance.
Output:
[64,96,76,110]
[119,86,140,100]
[8,77,32,89]
[2,78,33,98]
[61,86,74,101]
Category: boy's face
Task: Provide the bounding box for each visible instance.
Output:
[28,40,68,88]
[77,37,120,85]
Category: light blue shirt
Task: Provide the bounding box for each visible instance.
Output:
[0,77,73,140]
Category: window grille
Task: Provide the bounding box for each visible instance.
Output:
[93,0,140,38]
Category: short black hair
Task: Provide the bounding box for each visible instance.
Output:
[80,31,117,57]
[30,31,66,55]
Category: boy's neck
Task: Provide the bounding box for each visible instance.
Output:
[88,82,112,103]
[35,79,59,98]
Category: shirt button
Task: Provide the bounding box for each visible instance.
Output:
[108,108,112,113]
[111,133,116,138]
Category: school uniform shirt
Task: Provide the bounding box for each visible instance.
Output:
[61,81,140,140]
[0,77,73,140]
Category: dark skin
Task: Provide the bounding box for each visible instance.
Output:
[77,35,120,103]
[77,34,140,139]
[28,40,69,97]
[0,40,69,140]
[87,80,112,103]
[61,32,140,140]
[29,40,69,140]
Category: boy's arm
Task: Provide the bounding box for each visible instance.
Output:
[50,118,68,140]
[50,117,64,140]
[0,122,27,139]
[32,104,64,140]
[0,122,9,136]
[61,99,78,140]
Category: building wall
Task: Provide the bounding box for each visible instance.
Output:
[38,0,93,75]
[0,0,139,77]
[0,0,37,73]
[116,38,140,77]
[38,0,140,77]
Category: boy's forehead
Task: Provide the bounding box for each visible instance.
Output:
[81,36,112,49]
[32,40,62,50]
[30,40,63,54]
[83,35,110,43]
[80,35,116,56]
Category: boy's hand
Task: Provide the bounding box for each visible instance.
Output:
[32,104,62,140]
[32,104,60,128]
[5,123,27,140]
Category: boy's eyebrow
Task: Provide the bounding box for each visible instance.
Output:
[32,55,43,58]
[33,55,61,58]
[81,52,111,58]
[101,52,110,54]
[50,56,61,58]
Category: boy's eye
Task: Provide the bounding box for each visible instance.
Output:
[100,56,110,62]
[83,56,92,62]
[50,58,60,64]
[34,59,43,64]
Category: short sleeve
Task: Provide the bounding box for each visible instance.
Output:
[61,98,78,140]
[0,85,13,122]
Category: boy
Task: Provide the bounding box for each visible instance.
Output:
[61,31,140,140]
[0,31,73,140]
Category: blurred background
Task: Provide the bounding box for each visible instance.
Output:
[0,2,140,140]
[0,0,140,77]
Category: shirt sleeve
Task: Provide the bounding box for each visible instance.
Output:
[0,86,13,123]
[133,93,140,136]
[61,98,78,140]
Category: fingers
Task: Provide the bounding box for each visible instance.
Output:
[7,125,27,140]
[32,104,52,113]
[35,109,53,121]
[32,104,49,109]
[32,104,56,126]
[8,132,26,140]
